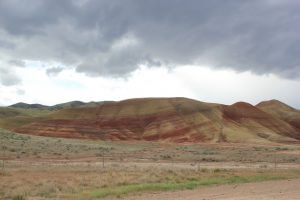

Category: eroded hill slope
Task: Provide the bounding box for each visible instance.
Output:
[1,97,299,143]
[257,100,300,130]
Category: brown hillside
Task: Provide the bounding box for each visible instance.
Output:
[12,98,223,142]
[2,98,300,143]
[224,102,300,142]
[256,100,300,131]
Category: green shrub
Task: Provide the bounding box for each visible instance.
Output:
[13,195,26,200]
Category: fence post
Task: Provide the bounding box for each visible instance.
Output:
[1,144,5,173]
[102,155,105,168]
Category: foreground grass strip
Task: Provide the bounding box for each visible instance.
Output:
[83,173,296,199]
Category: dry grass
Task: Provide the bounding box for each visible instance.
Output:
[1,130,300,199]
[1,161,300,200]
[1,129,300,163]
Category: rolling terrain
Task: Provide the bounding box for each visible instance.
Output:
[1,98,300,143]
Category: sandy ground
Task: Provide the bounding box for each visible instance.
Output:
[109,179,300,200]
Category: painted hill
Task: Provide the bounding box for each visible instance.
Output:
[256,100,300,131]
[1,97,299,143]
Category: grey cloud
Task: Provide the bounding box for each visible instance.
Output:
[46,66,64,77]
[8,59,25,67]
[0,0,75,36]
[76,45,161,76]
[0,0,300,78]
[0,67,21,86]
[0,39,15,49]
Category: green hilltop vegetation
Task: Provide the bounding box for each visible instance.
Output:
[9,100,114,111]
[0,100,114,130]
[0,106,49,130]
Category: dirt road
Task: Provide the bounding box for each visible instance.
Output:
[109,179,300,200]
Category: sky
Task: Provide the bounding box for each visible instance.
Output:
[0,0,300,108]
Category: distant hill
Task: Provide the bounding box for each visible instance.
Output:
[1,97,299,144]
[52,101,86,110]
[9,100,115,111]
[53,101,115,109]
[9,102,50,110]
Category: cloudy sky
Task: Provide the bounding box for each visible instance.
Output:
[0,0,300,108]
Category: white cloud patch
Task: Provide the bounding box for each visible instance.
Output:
[0,64,299,109]
[16,88,25,95]
[0,66,21,86]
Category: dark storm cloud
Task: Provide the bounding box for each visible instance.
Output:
[0,0,299,78]
[0,39,15,49]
